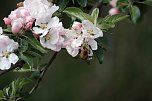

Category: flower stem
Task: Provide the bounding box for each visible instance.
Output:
[29,52,58,94]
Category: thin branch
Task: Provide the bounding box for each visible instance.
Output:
[29,52,58,94]
[0,60,25,77]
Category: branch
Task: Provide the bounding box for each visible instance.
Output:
[29,52,58,94]
[0,60,25,77]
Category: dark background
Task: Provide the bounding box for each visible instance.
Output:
[0,0,152,101]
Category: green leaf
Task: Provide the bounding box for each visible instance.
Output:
[102,14,129,23]
[3,25,12,33]
[57,0,70,12]
[77,0,87,7]
[91,8,99,25]
[98,14,129,29]
[23,35,47,54]
[63,7,94,22]
[129,5,141,23]
[18,38,28,53]
[94,46,105,64]
[19,53,34,69]
[143,0,152,6]
[96,36,110,49]
[14,63,37,72]
[0,90,4,99]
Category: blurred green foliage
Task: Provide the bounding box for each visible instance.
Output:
[0,0,152,101]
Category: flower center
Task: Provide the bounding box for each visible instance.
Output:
[87,29,93,34]
[44,32,51,42]
[2,50,10,58]
[40,23,48,29]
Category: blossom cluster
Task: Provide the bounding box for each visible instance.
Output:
[0,0,103,70]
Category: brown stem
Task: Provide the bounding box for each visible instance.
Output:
[29,52,58,94]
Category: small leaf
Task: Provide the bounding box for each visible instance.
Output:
[3,25,12,33]
[144,0,152,6]
[19,53,34,69]
[129,5,141,23]
[98,22,115,29]
[94,46,105,64]
[14,63,37,72]
[91,8,99,25]
[98,14,129,29]
[96,36,110,49]
[0,90,4,99]
[102,14,129,23]
[77,0,87,7]
[18,38,28,53]
[63,7,94,22]
[23,35,47,54]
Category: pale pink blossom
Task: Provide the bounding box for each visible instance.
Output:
[0,35,19,70]
[109,8,119,15]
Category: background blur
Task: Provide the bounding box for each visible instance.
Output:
[0,0,152,101]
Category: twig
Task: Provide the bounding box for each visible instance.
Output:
[0,60,25,77]
[29,52,58,94]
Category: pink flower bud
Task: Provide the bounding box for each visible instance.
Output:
[24,22,33,29]
[3,17,11,25]
[72,22,82,30]
[11,20,22,33]
[25,16,33,23]
[109,8,119,15]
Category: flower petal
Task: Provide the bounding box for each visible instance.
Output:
[82,20,94,28]
[88,39,97,50]
[8,53,19,64]
[0,57,11,70]
[47,17,59,28]
[0,27,3,34]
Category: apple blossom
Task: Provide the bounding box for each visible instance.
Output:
[82,20,103,39]
[24,0,59,22]
[0,35,19,70]
[33,16,66,52]
[64,20,103,59]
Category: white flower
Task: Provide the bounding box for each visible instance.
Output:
[0,35,19,70]
[84,38,98,50]
[64,29,82,57]
[33,17,60,34]
[40,28,60,51]
[0,27,3,34]
[82,20,103,39]
[24,0,59,21]
[66,45,79,57]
